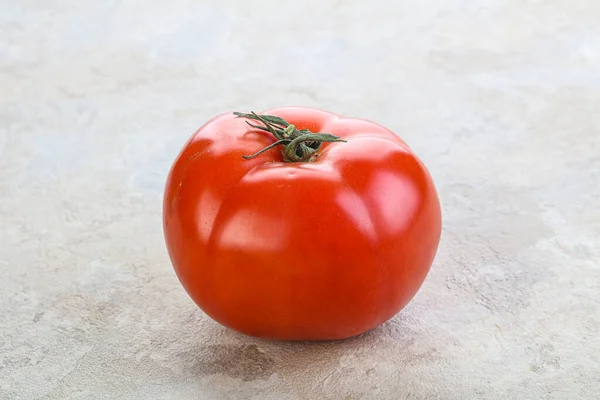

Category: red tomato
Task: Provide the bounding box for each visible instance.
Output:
[163,107,441,340]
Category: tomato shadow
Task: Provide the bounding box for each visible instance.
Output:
[186,310,453,397]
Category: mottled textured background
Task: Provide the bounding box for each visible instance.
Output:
[1,1,599,399]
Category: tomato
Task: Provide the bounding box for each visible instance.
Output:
[163,107,441,340]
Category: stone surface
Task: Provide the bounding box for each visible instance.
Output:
[1,1,599,399]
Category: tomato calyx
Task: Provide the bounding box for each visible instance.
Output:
[234,111,346,162]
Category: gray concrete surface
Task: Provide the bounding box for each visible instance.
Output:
[1,1,599,399]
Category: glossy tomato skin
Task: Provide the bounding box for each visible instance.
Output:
[163,107,441,340]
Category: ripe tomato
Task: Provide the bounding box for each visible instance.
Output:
[163,107,441,340]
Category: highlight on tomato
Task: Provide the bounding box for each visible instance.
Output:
[163,107,441,340]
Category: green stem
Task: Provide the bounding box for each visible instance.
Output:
[234,112,346,162]
[282,133,346,162]
[241,139,292,159]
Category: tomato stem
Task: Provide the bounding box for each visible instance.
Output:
[234,112,346,162]
[241,139,291,159]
